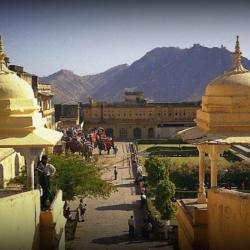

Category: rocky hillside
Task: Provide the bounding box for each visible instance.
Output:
[40,64,128,104]
[41,44,250,104]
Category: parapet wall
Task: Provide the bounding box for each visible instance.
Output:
[208,188,250,250]
[0,190,40,250]
[40,190,66,250]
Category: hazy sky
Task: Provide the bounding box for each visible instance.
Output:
[0,0,250,76]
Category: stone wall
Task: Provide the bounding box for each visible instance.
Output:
[40,190,66,250]
[0,190,40,250]
[82,102,198,140]
[208,188,250,250]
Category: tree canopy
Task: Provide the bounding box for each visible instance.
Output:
[155,179,176,220]
[49,154,115,200]
[144,157,176,220]
[144,157,169,186]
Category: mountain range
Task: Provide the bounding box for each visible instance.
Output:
[40,44,250,104]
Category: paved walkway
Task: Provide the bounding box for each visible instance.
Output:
[71,142,172,250]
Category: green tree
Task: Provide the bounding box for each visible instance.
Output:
[170,163,199,190]
[144,157,169,186]
[49,154,115,200]
[155,179,176,220]
[223,161,250,189]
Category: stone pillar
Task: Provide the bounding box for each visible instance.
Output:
[15,148,43,190]
[210,154,219,188]
[197,145,207,203]
[208,144,230,188]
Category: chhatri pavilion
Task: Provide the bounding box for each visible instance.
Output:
[177,37,250,250]
[0,36,66,250]
[0,35,62,190]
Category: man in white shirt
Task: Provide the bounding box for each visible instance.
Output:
[137,165,143,176]
[128,215,135,239]
[37,155,56,209]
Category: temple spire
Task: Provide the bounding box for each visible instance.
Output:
[0,35,5,65]
[229,35,248,73]
[0,35,11,73]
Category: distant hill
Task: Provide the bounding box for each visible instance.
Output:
[40,44,250,104]
[40,64,128,104]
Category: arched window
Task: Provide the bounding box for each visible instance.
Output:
[105,128,114,138]
[0,164,4,188]
[15,154,20,176]
[119,128,128,140]
[133,128,142,139]
[148,128,154,138]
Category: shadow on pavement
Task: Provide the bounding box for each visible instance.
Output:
[123,177,134,180]
[91,234,129,245]
[133,200,145,236]
[95,203,134,211]
[92,234,149,246]
[115,183,134,188]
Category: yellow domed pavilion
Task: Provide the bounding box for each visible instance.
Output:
[177,37,250,250]
[0,35,62,189]
[180,36,250,144]
[178,36,250,199]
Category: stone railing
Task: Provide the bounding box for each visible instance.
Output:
[40,190,66,250]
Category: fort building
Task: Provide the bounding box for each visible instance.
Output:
[54,89,199,139]
[80,91,199,140]
[55,102,82,128]
[54,92,199,140]
[177,36,250,250]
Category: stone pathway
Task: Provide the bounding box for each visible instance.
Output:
[71,142,172,250]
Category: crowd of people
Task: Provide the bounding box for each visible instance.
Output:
[128,143,154,240]
[56,126,117,158]
[63,199,87,222]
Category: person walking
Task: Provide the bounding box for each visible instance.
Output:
[63,201,73,220]
[77,199,87,222]
[113,145,118,156]
[128,215,135,240]
[140,192,147,209]
[114,166,118,180]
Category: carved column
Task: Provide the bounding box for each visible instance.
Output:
[197,144,207,203]
[15,148,43,190]
[210,153,219,188]
[208,144,230,188]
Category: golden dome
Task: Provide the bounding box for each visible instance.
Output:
[0,36,34,100]
[0,35,62,148]
[205,72,250,96]
[195,36,250,133]
[205,36,250,97]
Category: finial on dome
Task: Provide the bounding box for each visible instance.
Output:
[0,35,11,73]
[0,35,5,62]
[229,35,248,73]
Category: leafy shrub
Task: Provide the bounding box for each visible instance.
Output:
[136,139,185,144]
[221,161,250,189]
[146,146,197,152]
[144,157,176,220]
[170,163,199,190]
[175,190,197,199]
[149,149,198,157]
[144,157,170,186]
[155,179,176,220]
